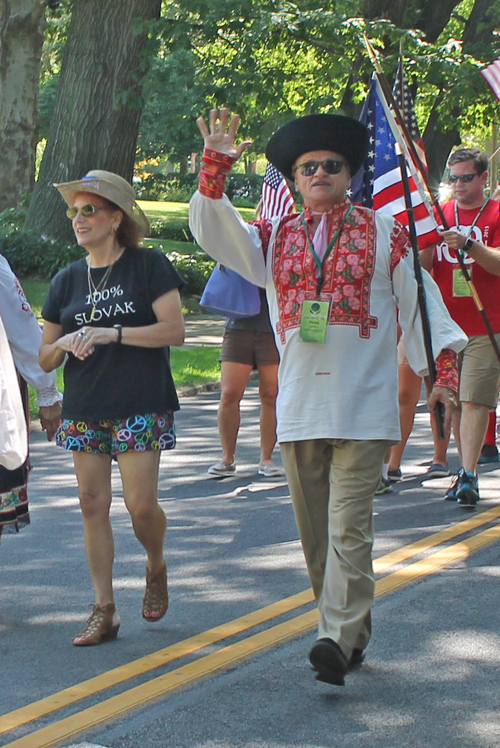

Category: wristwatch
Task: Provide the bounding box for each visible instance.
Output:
[464,238,474,252]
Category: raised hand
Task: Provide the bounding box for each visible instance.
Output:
[196,108,252,161]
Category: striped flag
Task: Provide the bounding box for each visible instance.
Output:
[392,59,427,170]
[481,58,500,101]
[260,163,295,219]
[350,73,440,249]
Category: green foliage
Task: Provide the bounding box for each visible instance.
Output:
[0,208,26,233]
[136,171,263,206]
[166,250,215,296]
[136,173,199,202]
[34,0,500,197]
[0,229,84,280]
[0,206,83,279]
[148,216,194,242]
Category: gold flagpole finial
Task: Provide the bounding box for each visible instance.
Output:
[362,34,383,74]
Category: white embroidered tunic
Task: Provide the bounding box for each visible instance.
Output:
[190,190,467,443]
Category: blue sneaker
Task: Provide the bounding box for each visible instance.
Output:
[444,473,460,501]
[455,468,480,507]
[478,444,499,464]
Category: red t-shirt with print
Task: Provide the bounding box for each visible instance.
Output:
[432,199,500,336]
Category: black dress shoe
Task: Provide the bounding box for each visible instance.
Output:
[349,648,365,667]
[309,638,348,686]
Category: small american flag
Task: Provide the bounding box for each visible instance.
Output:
[481,58,500,101]
[350,72,440,250]
[392,60,427,171]
[260,163,295,219]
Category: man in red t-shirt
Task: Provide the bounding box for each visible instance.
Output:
[422,148,500,506]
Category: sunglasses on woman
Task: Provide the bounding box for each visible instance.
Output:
[294,159,346,177]
[449,173,478,184]
[66,204,105,219]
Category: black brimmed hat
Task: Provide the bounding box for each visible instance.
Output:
[265,114,369,180]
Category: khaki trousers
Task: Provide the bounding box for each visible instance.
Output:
[280,438,389,659]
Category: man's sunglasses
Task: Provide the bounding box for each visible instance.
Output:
[449,173,478,184]
[66,204,104,219]
[294,159,346,177]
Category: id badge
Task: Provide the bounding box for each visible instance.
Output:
[452,268,471,297]
[299,299,331,344]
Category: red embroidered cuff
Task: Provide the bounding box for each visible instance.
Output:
[198,148,236,199]
[435,348,459,392]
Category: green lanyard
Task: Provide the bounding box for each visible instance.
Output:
[301,203,353,296]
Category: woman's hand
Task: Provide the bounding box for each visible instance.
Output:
[72,326,119,359]
[196,108,252,161]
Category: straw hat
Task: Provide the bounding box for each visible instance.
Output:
[54,170,150,237]
[265,114,369,180]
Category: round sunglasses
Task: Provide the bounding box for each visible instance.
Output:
[294,159,346,177]
[449,173,478,184]
[66,204,105,220]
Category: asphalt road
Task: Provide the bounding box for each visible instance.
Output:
[1,382,500,748]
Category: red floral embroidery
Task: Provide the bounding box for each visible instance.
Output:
[390,222,411,276]
[14,276,33,315]
[435,348,458,392]
[198,149,236,199]
[249,219,276,260]
[271,200,378,343]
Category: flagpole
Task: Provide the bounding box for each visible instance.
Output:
[397,151,445,438]
[362,34,500,366]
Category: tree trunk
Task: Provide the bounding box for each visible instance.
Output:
[423,99,461,190]
[0,0,47,211]
[27,0,161,242]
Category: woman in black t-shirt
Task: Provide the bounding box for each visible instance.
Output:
[40,170,185,646]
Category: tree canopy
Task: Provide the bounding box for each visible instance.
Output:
[4,0,500,226]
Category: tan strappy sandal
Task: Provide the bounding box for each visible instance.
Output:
[72,603,120,646]
[142,563,168,622]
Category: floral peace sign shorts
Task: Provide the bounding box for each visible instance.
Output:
[56,412,176,458]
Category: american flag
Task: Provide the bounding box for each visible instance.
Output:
[350,72,440,249]
[260,163,295,219]
[392,60,427,170]
[481,58,500,101]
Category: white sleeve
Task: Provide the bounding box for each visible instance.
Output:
[0,256,62,405]
[391,232,468,377]
[189,190,269,286]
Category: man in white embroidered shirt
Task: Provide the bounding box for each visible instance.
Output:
[189,108,467,687]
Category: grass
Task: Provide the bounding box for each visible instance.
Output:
[138,199,256,222]
[20,278,50,317]
[28,345,221,418]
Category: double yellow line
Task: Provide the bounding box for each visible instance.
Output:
[3,504,500,748]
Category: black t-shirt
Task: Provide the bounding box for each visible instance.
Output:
[42,247,184,420]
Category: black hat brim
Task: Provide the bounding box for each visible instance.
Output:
[265,114,369,180]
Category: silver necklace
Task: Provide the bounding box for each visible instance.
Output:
[87,262,114,321]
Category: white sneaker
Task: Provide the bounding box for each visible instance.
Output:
[207,461,236,477]
[258,463,284,478]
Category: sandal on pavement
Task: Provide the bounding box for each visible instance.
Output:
[424,462,450,479]
[143,563,169,622]
[72,603,120,646]
[207,461,236,478]
[258,463,284,478]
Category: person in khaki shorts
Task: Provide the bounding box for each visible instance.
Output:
[189,109,466,687]
[422,148,500,507]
